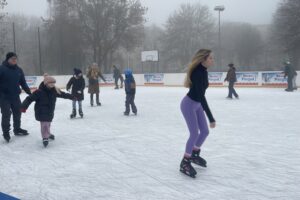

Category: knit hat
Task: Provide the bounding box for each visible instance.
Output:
[124,69,133,76]
[74,68,82,76]
[44,76,56,85]
[228,63,234,67]
[5,52,17,61]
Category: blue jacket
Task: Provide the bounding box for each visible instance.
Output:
[125,74,136,94]
[0,61,31,100]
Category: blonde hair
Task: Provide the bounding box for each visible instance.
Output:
[184,49,212,88]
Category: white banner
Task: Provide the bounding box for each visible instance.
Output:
[144,73,164,84]
[236,72,259,85]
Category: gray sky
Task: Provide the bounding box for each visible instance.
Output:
[4,0,281,25]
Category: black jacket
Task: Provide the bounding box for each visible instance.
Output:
[125,74,136,95]
[21,83,73,122]
[113,68,121,79]
[225,67,237,82]
[187,63,215,123]
[66,76,85,101]
[0,61,31,100]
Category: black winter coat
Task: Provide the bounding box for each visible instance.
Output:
[66,76,85,101]
[0,61,31,100]
[21,83,73,122]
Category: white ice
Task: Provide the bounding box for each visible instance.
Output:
[0,87,300,200]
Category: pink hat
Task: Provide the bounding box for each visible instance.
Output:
[44,76,56,85]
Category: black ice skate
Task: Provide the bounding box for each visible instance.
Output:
[49,134,55,140]
[124,112,129,116]
[96,102,101,106]
[79,109,84,118]
[43,138,49,147]
[3,133,10,143]
[14,128,29,136]
[180,157,197,178]
[191,149,207,168]
[70,109,76,119]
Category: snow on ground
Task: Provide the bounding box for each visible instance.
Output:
[0,87,299,200]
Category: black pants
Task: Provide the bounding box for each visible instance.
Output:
[228,81,238,98]
[125,93,137,114]
[0,97,22,134]
[114,76,124,88]
[90,93,100,104]
[287,76,293,90]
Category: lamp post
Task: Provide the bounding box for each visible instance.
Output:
[214,5,225,71]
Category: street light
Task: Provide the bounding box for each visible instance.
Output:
[214,5,225,71]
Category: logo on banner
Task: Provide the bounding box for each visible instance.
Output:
[236,72,259,85]
[262,72,287,85]
[208,72,223,85]
[144,73,164,84]
[102,74,114,83]
[25,76,37,88]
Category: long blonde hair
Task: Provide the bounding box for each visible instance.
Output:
[184,49,211,88]
[88,63,100,79]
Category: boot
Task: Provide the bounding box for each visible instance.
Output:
[70,109,76,119]
[14,128,29,136]
[79,108,83,118]
[3,132,11,143]
[180,157,197,178]
[191,149,207,167]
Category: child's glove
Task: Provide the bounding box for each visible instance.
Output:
[20,108,26,113]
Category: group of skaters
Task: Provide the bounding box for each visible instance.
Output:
[0,52,137,147]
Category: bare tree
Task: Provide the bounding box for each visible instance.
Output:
[272,0,300,69]
[162,3,215,72]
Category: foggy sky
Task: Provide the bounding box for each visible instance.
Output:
[4,0,281,25]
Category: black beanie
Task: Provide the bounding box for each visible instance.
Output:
[5,52,17,61]
[74,68,82,76]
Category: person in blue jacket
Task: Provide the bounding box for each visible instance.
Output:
[124,69,137,116]
[0,52,32,142]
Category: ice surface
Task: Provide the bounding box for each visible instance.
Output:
[0,87,299,200]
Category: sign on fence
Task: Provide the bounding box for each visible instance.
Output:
[262,72,287,86]
[144,73,164,85]
[208,72,223,85]
[236,72,259,85]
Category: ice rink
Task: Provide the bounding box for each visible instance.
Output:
[0,87,299,200]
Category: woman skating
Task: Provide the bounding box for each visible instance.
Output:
[180,49,216,178]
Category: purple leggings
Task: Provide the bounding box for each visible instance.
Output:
[40,122,51,139]
[180,96,209,156]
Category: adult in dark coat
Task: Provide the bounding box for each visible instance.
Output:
[86,63,106,106]
[113,65,124,89]
[224,63,239,99]
[66,68,86,118]
[0,52,32,142]
[284,61,296,92]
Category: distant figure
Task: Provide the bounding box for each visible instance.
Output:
[180,49,216,178]
[112,65,124,89]
[224,63,239,99]
[21,76,74,147]
[123,69,137,116]
[86,63,106,106]
[0,52,32,142]
[283,61,296,92]
[67,68,85,118]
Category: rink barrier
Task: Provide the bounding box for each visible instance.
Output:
[25,71,299,89]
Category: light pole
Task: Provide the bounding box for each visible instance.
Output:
[214,5,225,71]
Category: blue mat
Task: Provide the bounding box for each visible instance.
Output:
[0,192,20,200]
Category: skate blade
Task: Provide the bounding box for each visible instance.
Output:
[180,169,196,178]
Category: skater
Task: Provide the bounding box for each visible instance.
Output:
[112,65,124,89]
[86,63,106,106]
[283,61,296,92]
[224,63,239,99]
[21,76,74,147]
[123,69,137,116]
[0,52,32,143]
[180,49,216,178]
[292,68,298,90]
[67,68,86,118]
